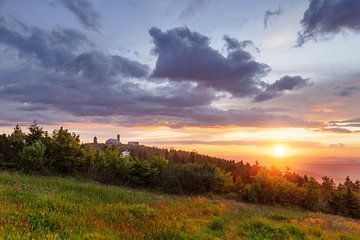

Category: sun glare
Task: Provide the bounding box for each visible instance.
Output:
[272,144,288,158]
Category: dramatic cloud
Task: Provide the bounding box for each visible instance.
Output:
[58,0,101,31]
[264,6,283,29]
[0,17,91,68]
[149,26,270,98]
[297,0,360,46]
[0,17,316,129]
[150,27,308,101]
[254,76,310,102]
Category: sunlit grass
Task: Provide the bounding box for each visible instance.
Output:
[0,171,359,239]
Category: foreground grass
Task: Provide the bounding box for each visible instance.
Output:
[0,172,359,239]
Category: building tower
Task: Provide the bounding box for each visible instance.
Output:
[117,134,120,144]
[93,136,98,144]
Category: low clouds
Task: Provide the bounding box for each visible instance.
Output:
[150,27,309,101]
[337,86,360,97]
[0,68,213,118]
[58,0,101,31]
[320,118,360,134]
[329,118,360,128]
[320,127,353,134]
[254,76,310,102]
[264,6,283,29]
[0,67,319,128]
[297,0,360,46]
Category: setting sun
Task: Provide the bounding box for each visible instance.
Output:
[272,144,288,158]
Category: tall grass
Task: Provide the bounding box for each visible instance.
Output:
[0,171,359,239]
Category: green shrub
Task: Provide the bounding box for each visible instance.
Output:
[208,217,225,233]
[160,163,231,194]
[266,213,290,222]
[27,212,60,232]
[46,127,83,174]
[21,140,46,172]
[237,219,306,240]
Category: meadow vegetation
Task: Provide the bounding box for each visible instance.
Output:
[0,171,360,239]
[1,122,360,223]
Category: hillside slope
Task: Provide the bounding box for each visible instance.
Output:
[0,172,359,239]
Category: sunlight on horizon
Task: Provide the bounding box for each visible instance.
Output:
[271,144,290,158]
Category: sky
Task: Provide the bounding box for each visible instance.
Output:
[1,0,360,180]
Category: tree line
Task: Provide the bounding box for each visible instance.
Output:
[1,122,360,219]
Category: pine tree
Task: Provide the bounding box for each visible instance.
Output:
[342,187,360,218]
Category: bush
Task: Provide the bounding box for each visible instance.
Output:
[21,140,46,172]
[160,163,231,194]
[242,170,298,205]
[46,127,83,174]
[237,219,306,240]
[128,161,159,187]
[1,123,360,221]
[208,217,225,233]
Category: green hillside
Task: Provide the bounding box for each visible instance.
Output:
[0,171,359,239]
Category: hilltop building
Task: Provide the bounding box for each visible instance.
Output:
[96,134,139,146]
[105,134,121,145]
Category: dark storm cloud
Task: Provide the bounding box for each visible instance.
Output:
[254,76,310,102]
[150,27,263,97]
[150,27,309,101]
[64,51,150,81]
[296,0,360,46]
[264,6,283,29]
[58,0,101,31]
[0,17,91,68]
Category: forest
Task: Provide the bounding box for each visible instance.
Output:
[1,122,360,219]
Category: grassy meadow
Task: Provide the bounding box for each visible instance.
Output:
[0,171,359,239]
